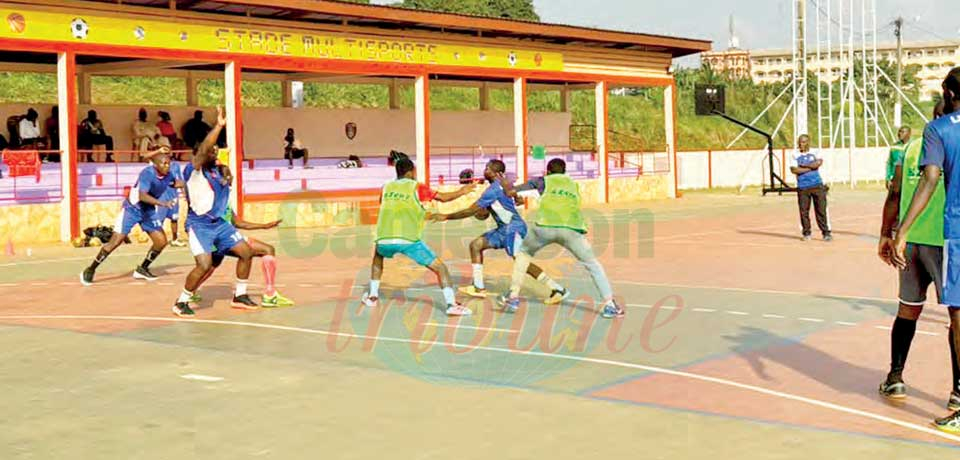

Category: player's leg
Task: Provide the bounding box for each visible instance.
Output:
[502,226,551,312]
[797,188,813,240]
[227,238,258,310]
[813,186,832,240]
[250,238,293,307]
[882,243,934,399]
[362,248,386,308]
[402,241,469,316]
[460,236,493,298]
[934,240,960,432]
[525,262,568,305]
[173,252,213,317]
[560,228,622,318]
[134,226,168,281]
[81,207,137,285]
[302,149,312,169]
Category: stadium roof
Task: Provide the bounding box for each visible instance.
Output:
[79,0,711,58]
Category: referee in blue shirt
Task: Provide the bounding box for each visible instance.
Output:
[790,134,832,241]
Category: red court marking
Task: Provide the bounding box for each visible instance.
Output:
[591,317,956,446]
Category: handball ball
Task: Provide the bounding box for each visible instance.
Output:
[71,236,86,248]
[475,208,490,220]
[137,233,150,243]
[88,237,103,247]
[7,13,25,33]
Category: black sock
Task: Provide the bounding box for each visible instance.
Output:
[140,249,161,269]
[88,248,110,271]
[950,326,960,394]
[889,316,918,383]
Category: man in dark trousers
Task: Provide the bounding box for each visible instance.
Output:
[791,134,832,241]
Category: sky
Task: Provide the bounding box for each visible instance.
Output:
[370,0,957,53]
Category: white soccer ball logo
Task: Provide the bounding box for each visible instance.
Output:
[71,18,88,40]
[508,52,518,67]
[133,26,145,41]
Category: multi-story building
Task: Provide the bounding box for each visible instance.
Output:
[701,49,752,80]
[747,40,960,100]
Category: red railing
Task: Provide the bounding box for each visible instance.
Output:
[0,150,63,204]
[78,149,193,163]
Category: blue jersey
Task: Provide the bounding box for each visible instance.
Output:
[124,163,178,213]
[792,150,823,189]
[183,162,231,222]
[920,113,960,239]
[476,181,525,230]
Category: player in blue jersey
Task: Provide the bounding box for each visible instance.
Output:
[173,107,257,317]
[156,181,186,247]
[80,146,182,285]
[431,159,567,303]
[893,67,960,433]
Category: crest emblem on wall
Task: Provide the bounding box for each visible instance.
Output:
[345,122,358,140]
[7,13,25,34]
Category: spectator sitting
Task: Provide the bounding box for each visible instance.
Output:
[133,107,167,156]
[156,111,179,147]
[284,128,311,169]
[43,106,60,163]
[79,110,114,162]
[338,155,363,169]
[181,110,210,151]
[18,108,46,150]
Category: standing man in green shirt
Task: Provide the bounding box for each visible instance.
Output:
[878,103,960,410]
[886,127,912,189]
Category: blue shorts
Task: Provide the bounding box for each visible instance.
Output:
[943,239,960,307]
[187,218,244,257]
[484,224,527,257]
[116,205,162,235]
[376,241,437,267]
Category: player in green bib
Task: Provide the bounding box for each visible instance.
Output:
[501,158,624,319]
[886,127,912,189]
[361,158,472,317]
[878,102,960,409]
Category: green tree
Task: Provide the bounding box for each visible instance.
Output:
[397,0,539,21]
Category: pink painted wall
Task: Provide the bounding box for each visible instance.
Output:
[0,104,571,159]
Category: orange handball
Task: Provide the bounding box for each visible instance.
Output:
[7,13,25,34]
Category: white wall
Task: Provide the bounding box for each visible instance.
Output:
[678,147,889,190]
[0,104,572,159]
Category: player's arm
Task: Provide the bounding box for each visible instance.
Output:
[142,145,171,160]
[894,126,945,268]
[433,182,478,202]
[193,107,226,169]
[232,211,282,230]
[806,159,823,170]
[433,202,483,222]
[878,164,902,265]
[790,165,811,175]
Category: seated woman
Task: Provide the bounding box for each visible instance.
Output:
[133,108,167,157]
[156,111,180,152]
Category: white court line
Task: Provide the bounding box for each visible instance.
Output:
[692,308,716,313]
[0,314,957,445]
[836,321,858,326]
[616,280,894,304]
[762,314,786,319]
[917,331,941,337]
[874,325,893,331]
[422,322,516,334]
[180,374,224,382]
[726,311,749,316]
[798,318,825,323]
[626,303,679,311]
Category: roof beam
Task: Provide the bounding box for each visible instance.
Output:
[80,59,200,73]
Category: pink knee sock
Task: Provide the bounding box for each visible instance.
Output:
[262,255,277,296]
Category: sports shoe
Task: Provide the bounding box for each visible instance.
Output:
[80,267,95,286]
[823,234,834,242]
[173,302,195,317]
[544,288,569,305]
[949,391,960,411]
[933,410,960,433]
[262,292,295,308]
[169,239,187,248]
[601,302,626,319]
[878,380,907,400]
[459,285,488,298]
[231,294,260,310]
[133,266,159,281]
[802,235,812,242]
[189,293,202,304]
[500,295,520,314]
[361,292,379,308]
[445,302,473,317]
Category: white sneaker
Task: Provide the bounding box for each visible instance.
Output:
[445,303,473,317]
[361,292,379,308]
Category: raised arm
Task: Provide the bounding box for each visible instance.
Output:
[433,182,477,202]
[193,107,226,170]
[232,211,282,230]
